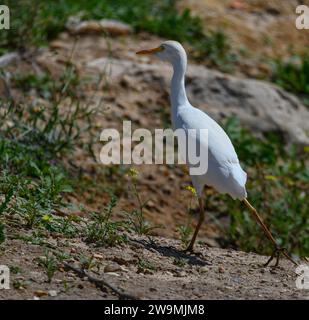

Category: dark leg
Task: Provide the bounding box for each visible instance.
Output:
[243,199,297,267]
[186,197,204,252]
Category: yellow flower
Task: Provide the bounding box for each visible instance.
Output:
[185,185,197,196]
[42,214,53,223]
[128,168,139,178]
[265,175,277,181]
[304,146,309,153]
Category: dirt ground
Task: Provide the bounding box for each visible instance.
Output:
[0,232,307,300]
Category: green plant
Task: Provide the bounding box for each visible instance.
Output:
[137,257,156,273]
[0,0,235,71]
[41,214,79,237]
[78,254,96,270]
[177,186,195,248]
[37,249,58,282]
[13,279,28,290]
[177,224,193,249]
[125,168,162,237]
[85,195,127,246]
[193,30,238,72]
[0,223,5,244]
[173,257,188,267]
[0,55,98,233]
[272,56,309,100]
[10,265,22,274]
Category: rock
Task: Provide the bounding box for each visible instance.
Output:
[113,256,133,266]
[100,19,133,36]
[93,253,104,260]
[0,52,19,67]
[104,263,121,273]
[66,17,132,36]
[87,57,309,145]
[229,0,247,10]
[218,266,225,273]
[174,271,187,277]
[34,290,48,297]
[48,290,58,297]
[199,266,209,273]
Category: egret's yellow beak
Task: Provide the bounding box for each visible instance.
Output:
[136,46,164,55]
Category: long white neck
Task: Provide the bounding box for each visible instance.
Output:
[170,56,188,110]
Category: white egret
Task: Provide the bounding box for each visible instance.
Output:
[136,41,296,267]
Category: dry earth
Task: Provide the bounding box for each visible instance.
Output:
[0,233,307,300]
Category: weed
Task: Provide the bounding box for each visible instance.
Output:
[10,265,22,274]
[177,186,195,248]
[85,195,127,246]
[137,258,156,273]
[13,279,28,290]
[272,55,309,105]
[0,54,97,235]
[37,249,58,282]
[193,30,238,72]
[125,168,162,237]
[177,224,193,249]
[173,257,188,267]
[0,0,235,71]
[41,215,79,238]
[0,223,5,244]
[78,254,97,270]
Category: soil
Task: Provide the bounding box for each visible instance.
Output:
[0,234,306,300]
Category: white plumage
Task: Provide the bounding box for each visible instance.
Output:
[173,103,247,199]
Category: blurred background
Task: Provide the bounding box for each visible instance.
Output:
[0,0,308,261]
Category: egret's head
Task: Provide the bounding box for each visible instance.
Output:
[136,40,187,65]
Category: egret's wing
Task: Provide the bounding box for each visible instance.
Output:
[176,105,247,199]
[176,106,239,164]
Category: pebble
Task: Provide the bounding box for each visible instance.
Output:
[34,290,48,297]
[48,290,58,297]
[199,266,209,273]
[104,263,121,273]
[174,271,186,278]
[218,266,225,273]
[93,253,104,260]
[113,256,132,266]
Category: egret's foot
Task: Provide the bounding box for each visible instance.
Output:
[264,246,297,267]
[183,245,204,256]
[183,245,194,253]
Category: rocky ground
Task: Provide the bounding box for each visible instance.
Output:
[0,233,306,300]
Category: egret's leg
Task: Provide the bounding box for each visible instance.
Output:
[243,199,297,267]
[186,197,204,252]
